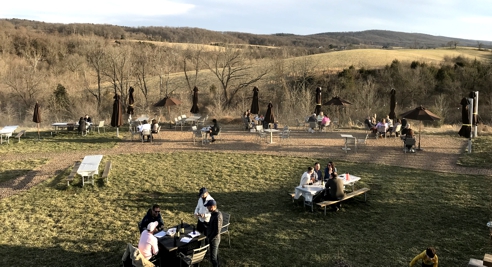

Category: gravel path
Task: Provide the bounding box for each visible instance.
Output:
[1,127,490,199]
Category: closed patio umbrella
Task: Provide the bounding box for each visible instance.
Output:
[263,102,275,128]
[458,98,471,138]
[190,86,199,114]
[250,86,260,115]
[111,94,123,137]
[33,102,41,140]
[127,87,135,116]
[399,105,441,150]
[389,88,396,120]
[314,87,322,115]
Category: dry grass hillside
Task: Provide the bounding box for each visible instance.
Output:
[292,47,492,72]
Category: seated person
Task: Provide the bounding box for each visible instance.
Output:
[386,115,394,133]
[401,118,410,135]
[312,162,323,182]
[375,119,389,136]
[139,204,165,233]
[78,117,86,134]
[316,112,324,122]
[138,221,160,261]
[150,119,159,133]
[83,114,92,131]
[392,118,402,136]
[320,114,331,130]
[324,161,338,181]
[364,116,377,133]
[324,173,346,211]
[307,113,317,123]
[404,128,416,153]
[137,120,152,141]
[209,119,220,143]
[299,167,315,187]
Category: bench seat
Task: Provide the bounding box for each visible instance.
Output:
[15,130,26,143]
[67,161,81,186]
[101,161,112,182]
[316,188,370,215]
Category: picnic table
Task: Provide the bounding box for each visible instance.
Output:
[77,155,103,186]
[0,125,19,144]
[52,122,77,133]
[340,134,356,152]
[157,222,206,265]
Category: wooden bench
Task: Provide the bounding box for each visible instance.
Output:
[288,192,295,203]
[67,161,81,186]
[101,161,112,182]
[15,130,26,143]
[316,188,370,215]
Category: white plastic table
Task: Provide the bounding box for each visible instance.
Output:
[340,134,356,152]
[0,125,18,144]
[77,155,103,186]
[264,128,279,144]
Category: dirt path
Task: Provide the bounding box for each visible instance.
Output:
[1,128,490,199]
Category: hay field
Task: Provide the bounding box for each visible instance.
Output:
[289,47,492,72]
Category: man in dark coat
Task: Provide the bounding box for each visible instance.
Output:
[204,200,223,267]
[209,119,220,143]
[324,173,346,211]
[139,204,165,233]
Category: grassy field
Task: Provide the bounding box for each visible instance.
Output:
[0,158,49,184]
[0,152,491,266]
[0,130,120,155]
[458,135,492,169]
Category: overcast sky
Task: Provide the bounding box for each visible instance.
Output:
[2,0,492,41]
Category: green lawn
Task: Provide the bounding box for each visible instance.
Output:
[0,158,49,184]
[0,152,491,266]
[0,129,121,154]
[458,135,492,169]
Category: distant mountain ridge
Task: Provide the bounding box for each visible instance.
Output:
[2,18,490,49]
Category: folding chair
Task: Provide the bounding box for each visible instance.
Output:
[178,244,209,267]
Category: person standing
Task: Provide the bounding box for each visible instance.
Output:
[139,204,164,233]
[409,247,438,267]
[194,187,214,235]
[204,200,223,267]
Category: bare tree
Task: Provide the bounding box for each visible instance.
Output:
[101,45,132,105]
[132,43,160,106]
[3,60,45,111]
[183,44,204,94]
[85,38,108,111]
[202,46,269,109]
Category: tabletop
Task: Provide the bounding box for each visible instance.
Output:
[77,155,103,175]
[158,223,206,252]
[52,122,77,126]
[340,134,354,138]
[264,129,280,133]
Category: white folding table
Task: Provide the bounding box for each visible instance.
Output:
[264,128,279,144]
[77,155,103,186]
[340,134,356,152]
[0,125,19,144]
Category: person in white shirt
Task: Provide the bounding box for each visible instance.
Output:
[194,187,214,235]
[137,120,152,141]
[138,221,159,261]
[299,167,315,187]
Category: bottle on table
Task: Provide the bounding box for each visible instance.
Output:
[180,219,185,233]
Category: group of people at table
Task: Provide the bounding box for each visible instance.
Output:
[243,109,267,130]
[299,161,345,211]
[136,119,160,141]
[365,115,417,153]
[307,112,331,132]
[136,187,223,267]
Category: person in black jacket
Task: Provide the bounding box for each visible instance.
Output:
[204,200,223,267]
[209,119,220,143]
[139,204,165,233]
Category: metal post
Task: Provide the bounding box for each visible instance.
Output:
[473,91,479,137]
[468,98,474,153]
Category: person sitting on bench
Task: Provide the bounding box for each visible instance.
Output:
[324,173,346,211]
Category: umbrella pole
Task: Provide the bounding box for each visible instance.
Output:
[117,127,119,137]
[417,122,422,151]
[37,123,40,140]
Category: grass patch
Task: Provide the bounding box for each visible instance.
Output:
[0,130,121,154]
[457,135,492,168]
[0,152,491,266]
[0,158,49,184]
